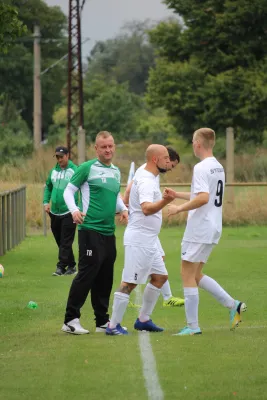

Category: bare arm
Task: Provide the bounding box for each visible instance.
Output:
[122,180,133,205]
[163,188,190,201]
[168,192,209,216]
[141,198,173,216]
[175,191,191,200]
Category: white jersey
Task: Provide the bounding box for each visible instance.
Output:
[124,168,162,248]
[134,163,160,187]
[183,157,225,244]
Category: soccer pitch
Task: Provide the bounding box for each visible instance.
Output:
[1,226,267,400]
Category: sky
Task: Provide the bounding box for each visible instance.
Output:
[44,0,175,57]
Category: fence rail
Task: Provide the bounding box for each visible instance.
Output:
[121,182,267,187]
[0,186,26,256]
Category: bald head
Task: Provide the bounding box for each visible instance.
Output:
[145,144,170,175]
[146,144,168,161]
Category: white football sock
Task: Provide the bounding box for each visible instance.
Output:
[139,283,161,322]
[198,275,235,309]
[184,287,199,330]
[109,292,129,329]
[161,280,172,300]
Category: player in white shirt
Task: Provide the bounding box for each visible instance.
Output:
[106,144,175,335]
[166,128,247,336]
[123,146,184,308]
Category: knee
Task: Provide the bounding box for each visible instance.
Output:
[150,274,168,288]
[118,282,136,295]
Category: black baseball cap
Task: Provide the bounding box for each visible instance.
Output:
[55,146,69,156]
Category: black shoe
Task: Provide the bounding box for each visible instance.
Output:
[52,268,66,276]
[64,267,77,276]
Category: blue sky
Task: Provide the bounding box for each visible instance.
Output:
[45,0,175,56]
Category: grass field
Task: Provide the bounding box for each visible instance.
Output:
[1,226,267,400]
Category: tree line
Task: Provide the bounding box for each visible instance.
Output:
[1,0,267,164]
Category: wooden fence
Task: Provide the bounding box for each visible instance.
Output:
[0,186,26,256]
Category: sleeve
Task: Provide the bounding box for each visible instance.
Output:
[43,170,53,205]
[116,193,128,212]
[138,178,156,204]
[156,237,165,257]
[63,183,80,213]
[193,165,209,194]
[69,162,89,188]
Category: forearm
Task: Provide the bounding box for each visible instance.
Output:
[179,196,208,212]
[175,192,191,200]
[43,186,52,204]
[143,199,170,216]
[116,194,128,213]
[63,183,79,213]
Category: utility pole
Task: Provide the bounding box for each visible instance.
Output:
[33,24,42,150]
[67,0,85,161]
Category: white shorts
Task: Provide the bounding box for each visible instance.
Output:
[181,241,215,263]
[122,245,168,284]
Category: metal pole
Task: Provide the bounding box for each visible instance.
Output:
[67,0,73,155]
[76,0,84,129]
[33,24,42,150]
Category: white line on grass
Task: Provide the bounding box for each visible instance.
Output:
[135,286,164,400]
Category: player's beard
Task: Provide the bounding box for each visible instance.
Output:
[156,164,167,174]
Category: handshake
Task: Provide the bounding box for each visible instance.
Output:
[163,188,182,217]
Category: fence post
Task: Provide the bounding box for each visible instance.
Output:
[226,127,235,202]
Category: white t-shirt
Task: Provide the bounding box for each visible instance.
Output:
[134,163,160,186]
[124,168,162,248]
[183,157,225,244]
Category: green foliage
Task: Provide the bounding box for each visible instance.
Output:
[136,107,178,143]
[0,2,26,53]
[147,0,267,143]
[87,21,155,94]
[83,77,143,142]
[0,0,67,134]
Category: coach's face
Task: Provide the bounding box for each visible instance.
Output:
[95,135,115,165]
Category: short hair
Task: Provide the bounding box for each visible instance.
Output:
[95,131,112,144]
[166,146,180,163]
[194,128,215,149]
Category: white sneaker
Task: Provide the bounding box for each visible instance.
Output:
[95,321,127,333]
[61,318,89,335]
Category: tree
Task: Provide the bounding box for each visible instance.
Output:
[0,2,25,53]
[83,77,143,142]
[0,0,67,134]
[0,96,32,164]
[147,0,267,142]
[87,21,155,94]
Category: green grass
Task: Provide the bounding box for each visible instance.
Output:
[1,226,267,400]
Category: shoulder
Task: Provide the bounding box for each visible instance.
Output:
[110,163,120,172]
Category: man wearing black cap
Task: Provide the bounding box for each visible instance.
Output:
[43,146,78,276]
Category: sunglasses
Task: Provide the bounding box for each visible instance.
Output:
[56,155,64,159]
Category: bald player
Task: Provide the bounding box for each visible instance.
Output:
[106,144,175,335]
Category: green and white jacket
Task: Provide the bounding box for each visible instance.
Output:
[43,160,78,215]
[64,158,127,235]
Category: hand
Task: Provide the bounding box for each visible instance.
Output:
[163,188,176,200]
[163,187,176,203]
[168,204,181,217]
[72,210,86,224]
[44,204,50,214]
[119,210,128,224]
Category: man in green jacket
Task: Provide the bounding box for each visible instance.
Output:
[43,146,78,276]
[61,131,128,334]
